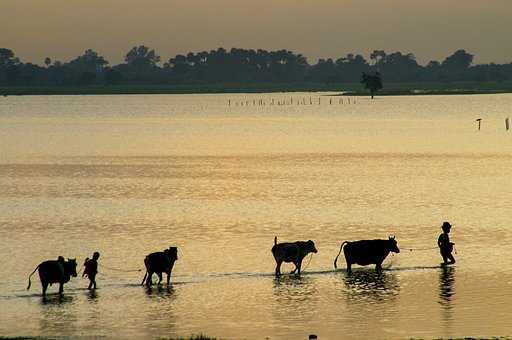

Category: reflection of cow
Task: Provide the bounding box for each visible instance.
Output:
[27,257,78,296]
[271,237,318,277]
[141,247,178,287]
[334,237,400,273]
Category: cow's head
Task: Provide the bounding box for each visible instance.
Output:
[388,236,400,253]
[66,258,78,277]
[306,240,318,254]
[166,247,178,261]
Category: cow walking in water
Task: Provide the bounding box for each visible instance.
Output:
[27,257,78,296]
[141,247,178,287]
[272,236,318,277]
[334,236,400,273]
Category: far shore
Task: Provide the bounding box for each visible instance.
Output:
[1,81,512,96]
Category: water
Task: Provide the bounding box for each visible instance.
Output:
[1,93,512,339]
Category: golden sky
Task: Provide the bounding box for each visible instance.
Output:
[2,0,511,65]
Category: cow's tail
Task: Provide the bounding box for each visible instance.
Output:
[140,257,149,286]
[274,236,277,246]
[334,241,348,269]
[27,265,40,290]
[141,271,148,286]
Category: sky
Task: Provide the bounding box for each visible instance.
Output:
[2,0,512,66]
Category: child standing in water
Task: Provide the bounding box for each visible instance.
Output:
[83,252,100,290]
[438,222,456,265]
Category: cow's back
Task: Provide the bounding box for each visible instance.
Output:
[145,252,170,273]
[344,240,389,265]
[38,260,66,284]
[272,242,299,262]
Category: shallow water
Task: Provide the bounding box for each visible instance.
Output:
[1,93,512,339]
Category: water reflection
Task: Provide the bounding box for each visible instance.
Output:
[86,289,99,302]
[342,270,400,304]
[145,285,176,299]
[39,294,77,335]
[40,293,74,306]
[143,286,178,335]
[438,266,456,322]
[272,276,319,321]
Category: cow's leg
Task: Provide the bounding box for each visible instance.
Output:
[376,262,383,272]
[295,261,302,276]
[59,282,64,295]
[346,260,352,274]
[42,281,48,297]
[157,272,163,285]
[146,272,153,287]
[166,271,172,286]
[275,260,283,277]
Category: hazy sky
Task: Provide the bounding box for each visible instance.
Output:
[2,0,511,66]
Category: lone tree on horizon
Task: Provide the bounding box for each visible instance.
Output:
[361,72,383,99]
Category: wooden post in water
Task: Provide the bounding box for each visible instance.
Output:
[476,118,482,131]
[506,117,510,131]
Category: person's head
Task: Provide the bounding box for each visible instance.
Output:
[442,221,452,233]
[93,252,100,260]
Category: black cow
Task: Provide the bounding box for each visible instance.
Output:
[334,236,400,273]
[271,236,318,277]
[141,247,178,287]
[27,257,78,296]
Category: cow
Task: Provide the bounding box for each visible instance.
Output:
[271,236,318,277]
[27,257,78,296]
[141,247,178,287]
[334,236,400,273]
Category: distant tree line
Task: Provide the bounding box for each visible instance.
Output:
[1,46,512,86]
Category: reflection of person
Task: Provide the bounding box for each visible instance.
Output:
[439,265,455,304]
[437,222,455,265]
[83,252,100,290]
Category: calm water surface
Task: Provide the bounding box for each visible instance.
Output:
[1,93,512,339]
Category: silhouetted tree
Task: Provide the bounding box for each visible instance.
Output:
[2,46,512,87]
[0,48,21,84]
[370,50,386,66]
[442,49,474,70]
[335,53,370,82]
[104,67,123,85]
[361,72,383,99]
[125,45,160,67]
[370,51,420,82]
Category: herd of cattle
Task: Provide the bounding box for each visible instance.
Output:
[27,236,400,296]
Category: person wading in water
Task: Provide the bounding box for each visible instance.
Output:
[438,222,456,265]
[83,252,100,289]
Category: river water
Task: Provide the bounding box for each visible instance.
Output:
[1,93,512,339]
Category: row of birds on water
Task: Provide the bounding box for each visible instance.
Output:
[228,97,358,106]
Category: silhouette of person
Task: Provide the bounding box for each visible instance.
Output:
[83,252,100,290]
[438,222,455,265]
[57,255,65,277]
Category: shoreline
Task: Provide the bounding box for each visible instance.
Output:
[2,82,512,96]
